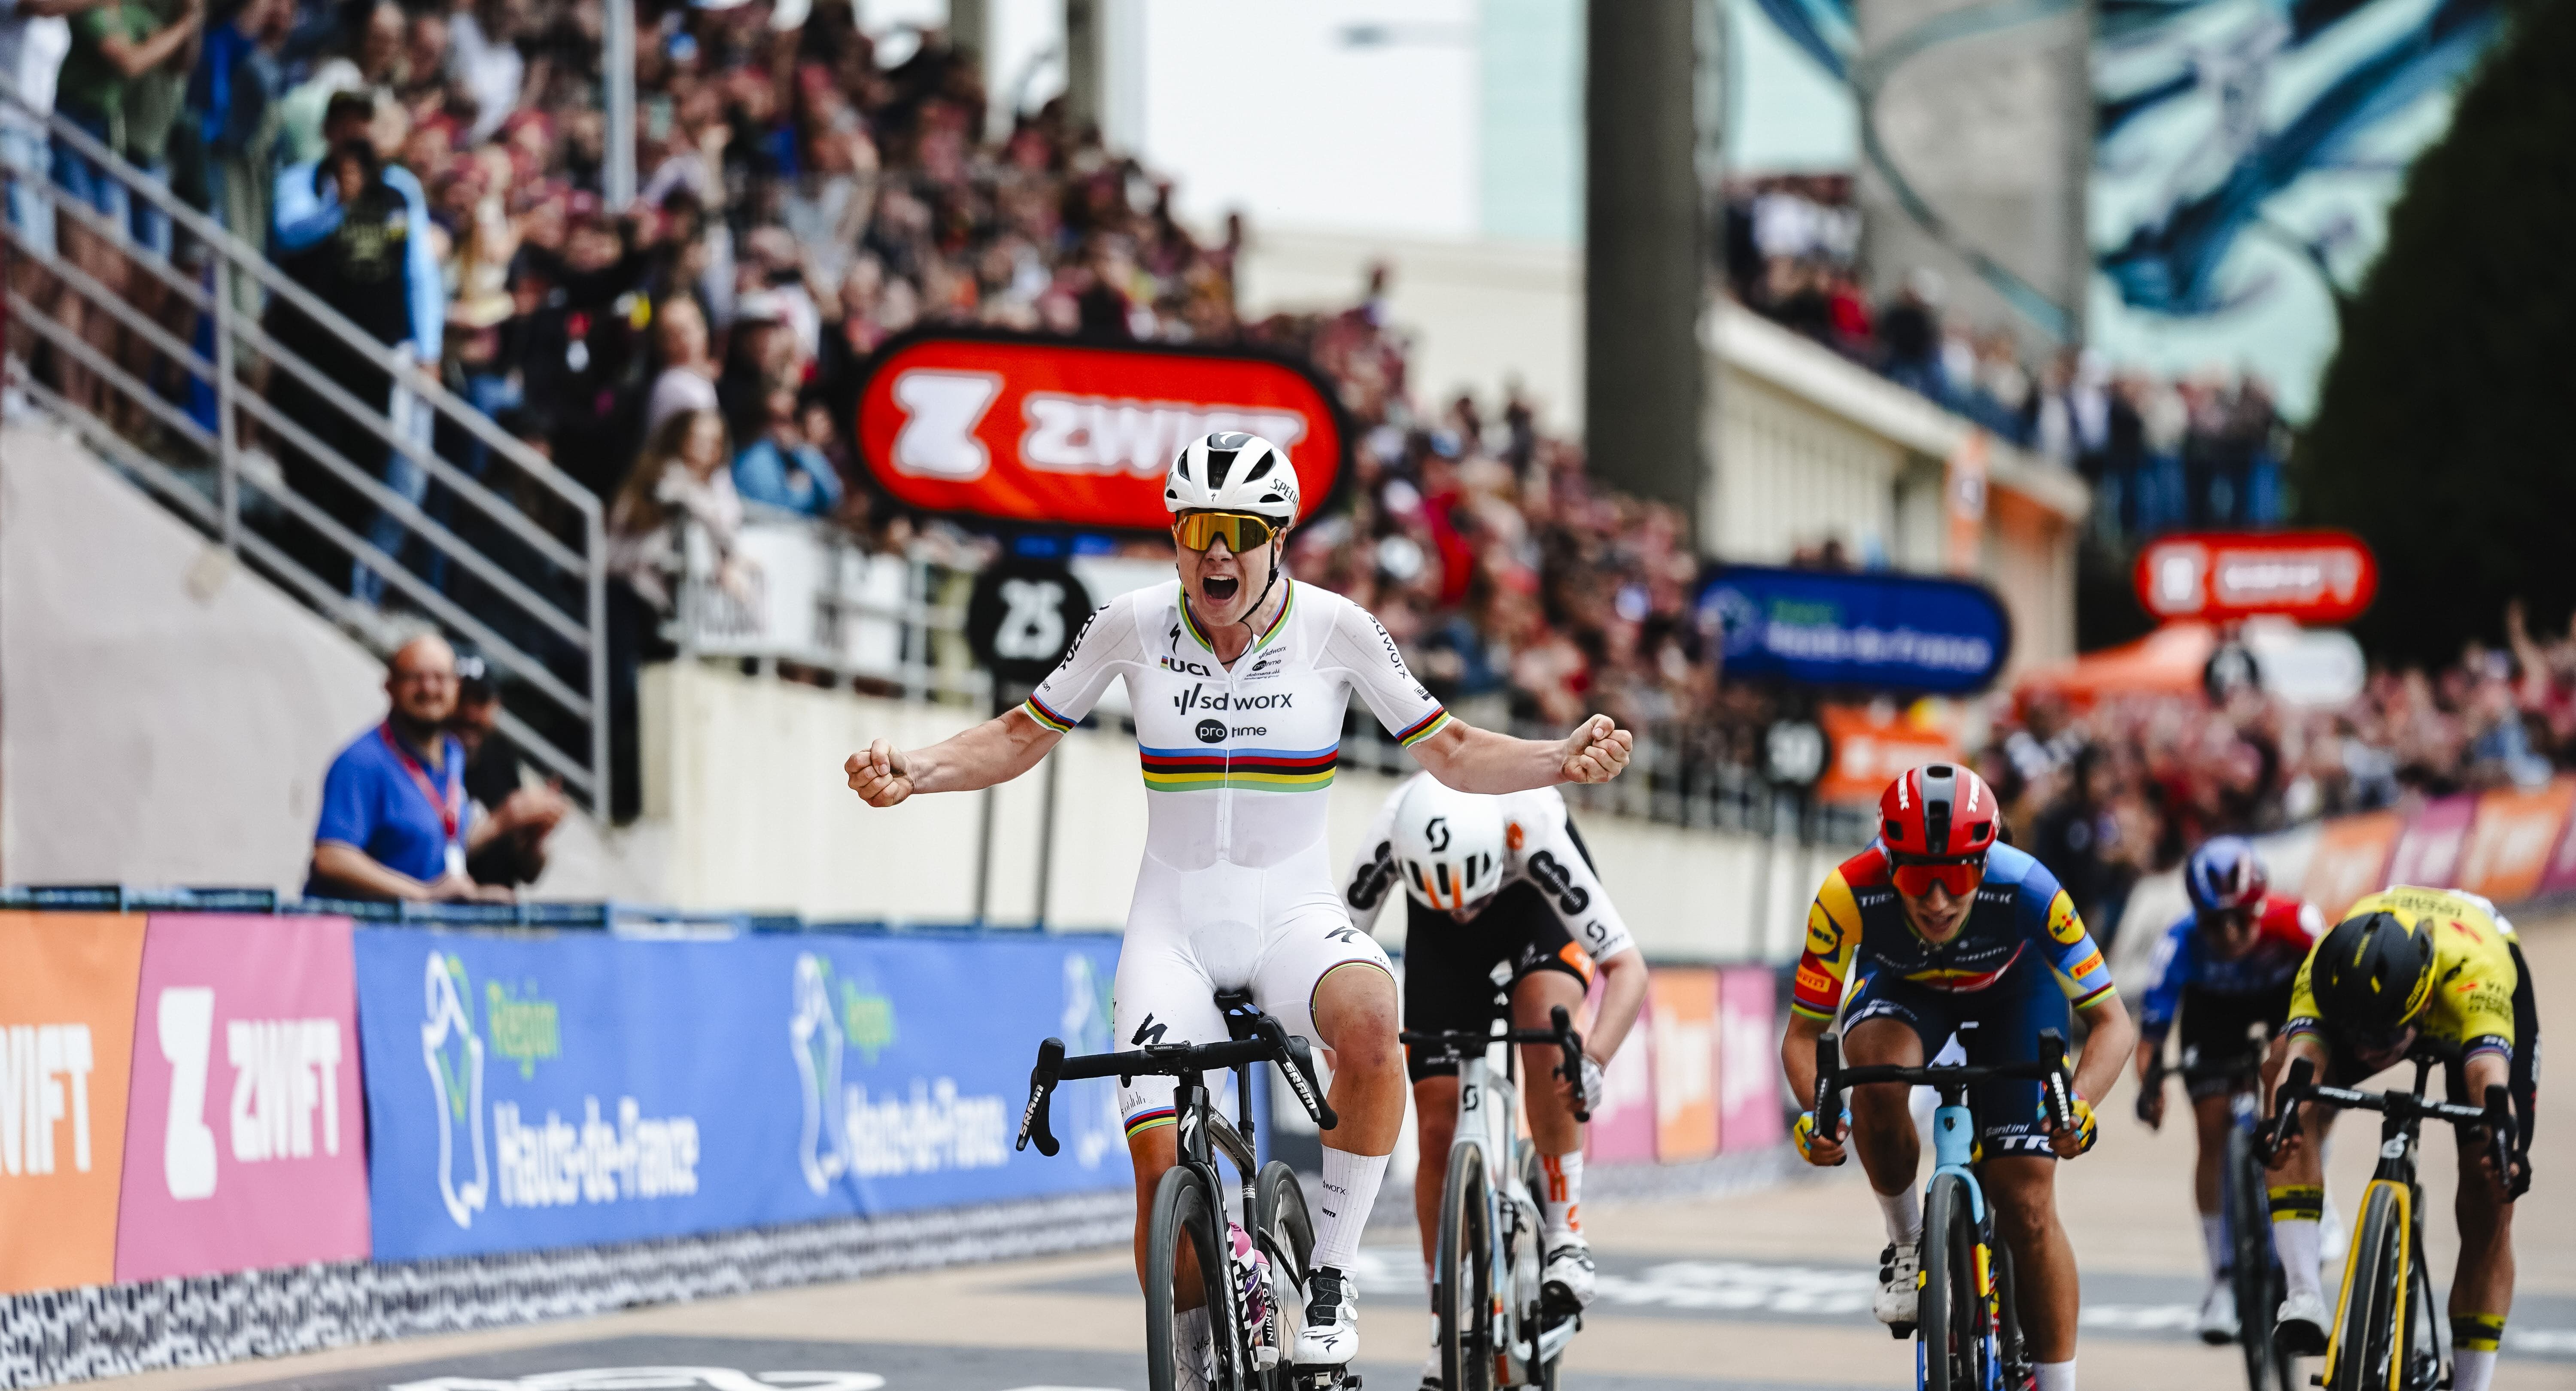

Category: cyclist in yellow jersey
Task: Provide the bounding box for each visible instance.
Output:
[2265,886,2539,1391]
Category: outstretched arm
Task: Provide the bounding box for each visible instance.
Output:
[844,708,1063,806]
[1409,713,1631,793]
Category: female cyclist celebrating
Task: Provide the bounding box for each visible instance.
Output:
[844,431,1633,1372]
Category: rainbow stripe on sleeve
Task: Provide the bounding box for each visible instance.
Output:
[1139,745,1340,793]
[1021,695,1077,733]
[1394,708,1450,748]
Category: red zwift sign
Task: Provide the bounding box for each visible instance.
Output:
[2133,530,2379,624]
[852,329,1351,531]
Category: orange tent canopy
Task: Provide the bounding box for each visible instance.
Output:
[2015,622,2215,705]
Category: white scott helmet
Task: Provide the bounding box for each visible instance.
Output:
[1392,778,1509,914]
[1164,431,1300,522]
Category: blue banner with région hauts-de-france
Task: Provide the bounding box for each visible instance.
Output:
[354,927,1132,1261]
[1695,564,2014,695]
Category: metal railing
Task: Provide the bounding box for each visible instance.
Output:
[0,87,611,810]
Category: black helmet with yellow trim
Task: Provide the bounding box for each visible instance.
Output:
[2309,903,2437,1050]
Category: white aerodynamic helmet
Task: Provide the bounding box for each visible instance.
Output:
[1164,431,1301,523]
[1392,777,1509,914]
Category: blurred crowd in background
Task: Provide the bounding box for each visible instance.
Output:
[4,0,2569,876]
[1722,176,2291,544]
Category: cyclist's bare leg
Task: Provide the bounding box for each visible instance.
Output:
[1986,1154,2080,1362]
[1129,1126,1207,1309]
[1843,1016,1927,1204]
[2259,1039,2331,1301]
[1411,1075,1460,1269]
[2448,1125,2516,1330]
[1513,970,1589,1155]
[2190,1091,2231,1214]
[1312,963,1406,1152]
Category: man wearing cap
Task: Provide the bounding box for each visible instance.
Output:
[449,648,569,889]
[308,633,532,902]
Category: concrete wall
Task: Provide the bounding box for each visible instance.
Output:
[640,660,1844,962]
[1853,0,2093,349]
[0,419,656,898]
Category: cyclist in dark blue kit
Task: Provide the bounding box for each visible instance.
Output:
[2130,836,2327,1342]
[1779,763,2137,1391]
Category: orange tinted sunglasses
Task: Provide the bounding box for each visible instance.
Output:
[1172,511,1281,553]
[1890,854,1986,899]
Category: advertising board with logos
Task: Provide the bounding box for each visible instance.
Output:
[1696,565,2014,697]
[115,914,370,1282]
[851,329,1352,533]
[0,912,145,1294]
[2132,530,2378,625]
[354,927,1131,1261]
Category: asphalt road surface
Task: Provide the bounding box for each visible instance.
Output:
[88,917,2576,1391]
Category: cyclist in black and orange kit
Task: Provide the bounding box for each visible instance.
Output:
[1779,763,2136,1391]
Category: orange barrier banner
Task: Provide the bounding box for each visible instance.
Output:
[1647,969,1718,1163]
[2457,779,2576,905]
[2300,811,2404,918]
[0,911,145,1294]
[1817,705,1957,805]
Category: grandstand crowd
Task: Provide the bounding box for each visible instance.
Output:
[3,0,2565,887]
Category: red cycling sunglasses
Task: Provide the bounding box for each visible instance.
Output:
[1890,854,1987,899]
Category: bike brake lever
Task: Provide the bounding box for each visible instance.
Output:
[1549,1005,1590,1123]
[1261,1016,1339,1132]
[2482,1084,2521,1202]
[2258,1057,2314,1164]
[2036,1029,2075,1135]
[1016,1037,1065,1156]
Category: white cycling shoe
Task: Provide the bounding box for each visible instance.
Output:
[1296,1265,1359,1365]
[1543,1235,1598,1310]
[2197,1282,2239,1345]
[1875,1241,1922,1324]
[2276,1289,2331,1357]
[1418,1340,1443,1391]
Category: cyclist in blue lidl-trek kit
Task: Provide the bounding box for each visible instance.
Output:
[842,432,1636,1376]
[2130,836,2325,1343]
[1779,763,2136,1391]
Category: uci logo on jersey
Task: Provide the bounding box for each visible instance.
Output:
[1159,654,1213,677]
[1195,719,1227,744]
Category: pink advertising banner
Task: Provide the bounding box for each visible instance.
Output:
[2539,791,2576,896]
[1583,972,1657,1164]
[114,915,370,1283]
[2383,795,2481,892]
[1717,968,1785,1154]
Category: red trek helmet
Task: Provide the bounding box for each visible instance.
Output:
[1880,762,1999,898]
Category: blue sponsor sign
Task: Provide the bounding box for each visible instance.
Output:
[355,928,1130,1261]
[1696,565,2013,694]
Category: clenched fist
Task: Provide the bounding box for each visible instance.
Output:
[844,739,914,807]
[1559,714,1633,784]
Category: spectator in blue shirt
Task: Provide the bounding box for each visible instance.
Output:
[732,385,844,518]
[307,633,524,902]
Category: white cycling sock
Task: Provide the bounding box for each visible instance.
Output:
[2033,1360,2076,1391]
[1311,1147,1389,1273]
[1540,1150,1584,1238]
[2451,1348,2497,1391]
[2200,1212,2230,1283]
[1876,1185,1923,1246]
[2273,1218,2323,1303]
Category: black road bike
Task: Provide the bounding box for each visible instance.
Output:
[2138,1039,2297,1391]
[2260,1054,2514,1391]
[1019,990,1350,1391]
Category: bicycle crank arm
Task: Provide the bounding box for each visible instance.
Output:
[1535,1311,1580,1362]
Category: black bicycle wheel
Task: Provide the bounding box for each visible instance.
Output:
[1992,1233,2032,1390]
[1147,1165,1239,1391]
[1437,1143,1495,1391]
[1251,1161,1311,1389]
[2227,1126,2286,1391]
[2328,1184,2406,1391]
[1920,1173,1985,1391]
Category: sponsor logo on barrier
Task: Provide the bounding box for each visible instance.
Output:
[155,991,346,1200]
[423,952,490,1228]
[0,1024,98,1175]
[792,953,1015,1194]
[493,1097,699,1207]
[117,914,369,1284]
[486,982,561,1080]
